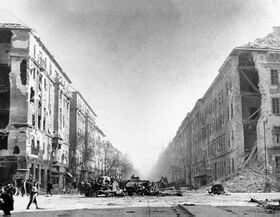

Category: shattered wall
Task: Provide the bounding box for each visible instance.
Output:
[254,51,280,176]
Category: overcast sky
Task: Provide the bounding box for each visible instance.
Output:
[1,0,280,178]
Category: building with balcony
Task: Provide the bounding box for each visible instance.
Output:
[154,27,280,187]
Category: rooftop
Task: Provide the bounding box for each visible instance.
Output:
[240,26,280,50]
[0,9,29,29]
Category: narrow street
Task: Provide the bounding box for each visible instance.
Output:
[7,192,280,217]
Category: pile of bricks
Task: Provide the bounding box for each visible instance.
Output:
[220,168,280,193]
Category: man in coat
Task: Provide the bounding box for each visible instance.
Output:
[0,184,14,216]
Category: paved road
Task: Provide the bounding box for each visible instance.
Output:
[11,206,194,217]
[5,193,280,216]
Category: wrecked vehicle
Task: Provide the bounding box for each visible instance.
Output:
[125,176,158,196]
[208,181,225,195]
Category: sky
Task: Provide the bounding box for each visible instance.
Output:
[1,0,280,178]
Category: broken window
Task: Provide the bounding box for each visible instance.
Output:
[273,127,280,144]
[271,69,279,85]
[272,98,280,114]
[20,59,27,85]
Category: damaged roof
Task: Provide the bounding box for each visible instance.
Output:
[239,26,280,50]
[0,9,30,29]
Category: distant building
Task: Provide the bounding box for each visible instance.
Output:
[155,27,280,187]
[69,91,98,181]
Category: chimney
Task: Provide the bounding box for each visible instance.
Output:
[273,26,280,38]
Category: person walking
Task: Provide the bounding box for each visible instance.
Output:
[26,182,39,210]
[46,182,53,196]
[21,179,27,197]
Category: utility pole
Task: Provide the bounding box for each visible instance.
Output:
[263,118,271,192]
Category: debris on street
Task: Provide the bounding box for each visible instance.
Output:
[200,168,280,193]
[249,198,280,214]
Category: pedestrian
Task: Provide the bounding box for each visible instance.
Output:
[0,184,14,216]
[26,181,40,209]
[21,179,27,197]
[25,179,32,196]
[91,180,100,197]
[46,182,53,196]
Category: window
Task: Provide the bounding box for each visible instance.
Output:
[275,156,280,174]
[271,69,279,85]
[273,127,280,144]
[272,98,280,114]
[20,59,27,85]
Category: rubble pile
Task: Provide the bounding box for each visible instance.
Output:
[220,168,280,193]
[241,33,280,49]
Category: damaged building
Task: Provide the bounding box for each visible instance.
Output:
[0,12,71,189]
[154,27,280,187]
[0,12,125,189]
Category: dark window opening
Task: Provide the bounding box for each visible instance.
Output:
[13,146,20,154]
[32,114,35,126]
[0,136,8,150]
[43,118,46,131]
[38,115,41,129]
[30,87,35,102]
[20,59,27,85]
[271,69,279,85]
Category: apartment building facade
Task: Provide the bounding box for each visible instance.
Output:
[69,91,102,181]
[0,12,127,188]
[155,27,280,187]
[0,14,71,189]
